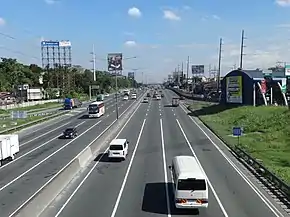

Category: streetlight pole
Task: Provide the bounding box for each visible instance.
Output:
[91,44,96,81]
[112,56,137,120]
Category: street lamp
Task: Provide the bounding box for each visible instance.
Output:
[113,56,137,119]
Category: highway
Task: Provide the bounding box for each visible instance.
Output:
[48,89,289,217]
[0,91,144,217]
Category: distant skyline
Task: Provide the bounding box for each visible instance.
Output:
[1,0,290,82]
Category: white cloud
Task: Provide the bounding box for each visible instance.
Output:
[212,15,221,20]
[128,7,142,18]
[123,32,135,36]
[0,17,6,26]
[276,0,290,6]
[124,40,137,47]
[163,10,181,21]
[44,0,60,5]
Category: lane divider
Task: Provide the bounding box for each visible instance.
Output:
[10,91,147,217]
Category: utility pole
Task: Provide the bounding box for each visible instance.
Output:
[91,44,96,81]
[239,29,246,69]
[186,56,189,91]
[181,62,184,88]
[177,64,180,85]
[217,38,222,92]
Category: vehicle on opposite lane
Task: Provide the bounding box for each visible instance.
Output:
[2,92,146,217]
[62,127,78,139]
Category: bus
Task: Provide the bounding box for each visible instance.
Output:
[169,156,208,209]
[87,101,105,118]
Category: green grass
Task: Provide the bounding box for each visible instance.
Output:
[0,112,66,133]
[0,102,62,116]
[188,102,290,184]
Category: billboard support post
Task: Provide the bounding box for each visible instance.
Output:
[41,40,72,97]
[107,53,123,120]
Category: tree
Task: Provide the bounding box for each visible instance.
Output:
[0,57,137,98]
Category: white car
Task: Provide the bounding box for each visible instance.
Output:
[156,95,161,100]
[108,139,129,160]
[123,95,129,100]
[131,93,137,99]
[104,93,110,97]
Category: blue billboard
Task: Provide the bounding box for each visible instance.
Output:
[41,41,59,47]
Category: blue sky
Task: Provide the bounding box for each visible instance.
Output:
[1,0,290,82]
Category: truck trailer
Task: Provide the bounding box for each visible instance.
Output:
[64,98,82,110]
[0,134,19,166]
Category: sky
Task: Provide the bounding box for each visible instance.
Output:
[1,0,290,83]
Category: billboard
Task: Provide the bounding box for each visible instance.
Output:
[41,41,59,47]
[107,53,123,71]
[59,40,71,47]
[192,65,204,75]
[285,65,290,77]
[226,76,243,103]
[128,72,135,79]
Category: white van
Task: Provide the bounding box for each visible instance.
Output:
[131,93,137,99]
[108,139,129,160]
[169,156,208,209]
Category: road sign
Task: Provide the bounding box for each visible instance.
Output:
[11,111,27,119]
[128,72,134,79]
[281,78,287,94]
[232,127,243,136]
[107,53,123,71]
[192,65,204,75]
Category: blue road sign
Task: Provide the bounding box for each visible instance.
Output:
[41,41,59,47]
[232,127,243,136]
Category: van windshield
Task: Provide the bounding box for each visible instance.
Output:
[177,179,206,190]
[109,145,123,150]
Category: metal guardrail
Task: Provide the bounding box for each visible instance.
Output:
[0,110,69,134]
[232,146,290,200]
[167,87,219,102]
[0,110,63,120]
[176,87,290,202]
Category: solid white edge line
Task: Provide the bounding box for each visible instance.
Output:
[54,101,145,217]
[178,103,284,217]
[0,121,86,171]
[20,121,72,146]
[9,94,144,217]
[176,118,229,217]
[2,97,129,171]
[160,119,172,217]
[2,120,102,192]
[110,119,146,217]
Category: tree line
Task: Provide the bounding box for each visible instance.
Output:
[0,57,138,99]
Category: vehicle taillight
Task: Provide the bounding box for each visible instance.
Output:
[176,198,187,203]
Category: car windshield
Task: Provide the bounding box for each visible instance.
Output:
[109,145,123,150]
[89,105,98,110]
[65,128,74,132]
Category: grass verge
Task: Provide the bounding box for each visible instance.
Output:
[0,102,62,115]
[188,101,290,184]
[0,111,68,134]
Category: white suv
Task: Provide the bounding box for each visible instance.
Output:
[108,139,129,160]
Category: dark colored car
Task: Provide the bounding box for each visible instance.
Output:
[180,96,185,100]
[147,93,151,97]
[161,93,164,97]
[63,127,78,139]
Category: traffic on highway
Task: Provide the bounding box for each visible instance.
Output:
[0,88,287,217]
[0,88,283,217]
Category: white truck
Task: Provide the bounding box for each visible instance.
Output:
[0,134,19,166]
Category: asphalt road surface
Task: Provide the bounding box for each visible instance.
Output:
[0,91,144,217]
[51,89,288,217]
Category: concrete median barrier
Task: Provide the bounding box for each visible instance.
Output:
[14,158,80,217]
[12,91,147,217]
